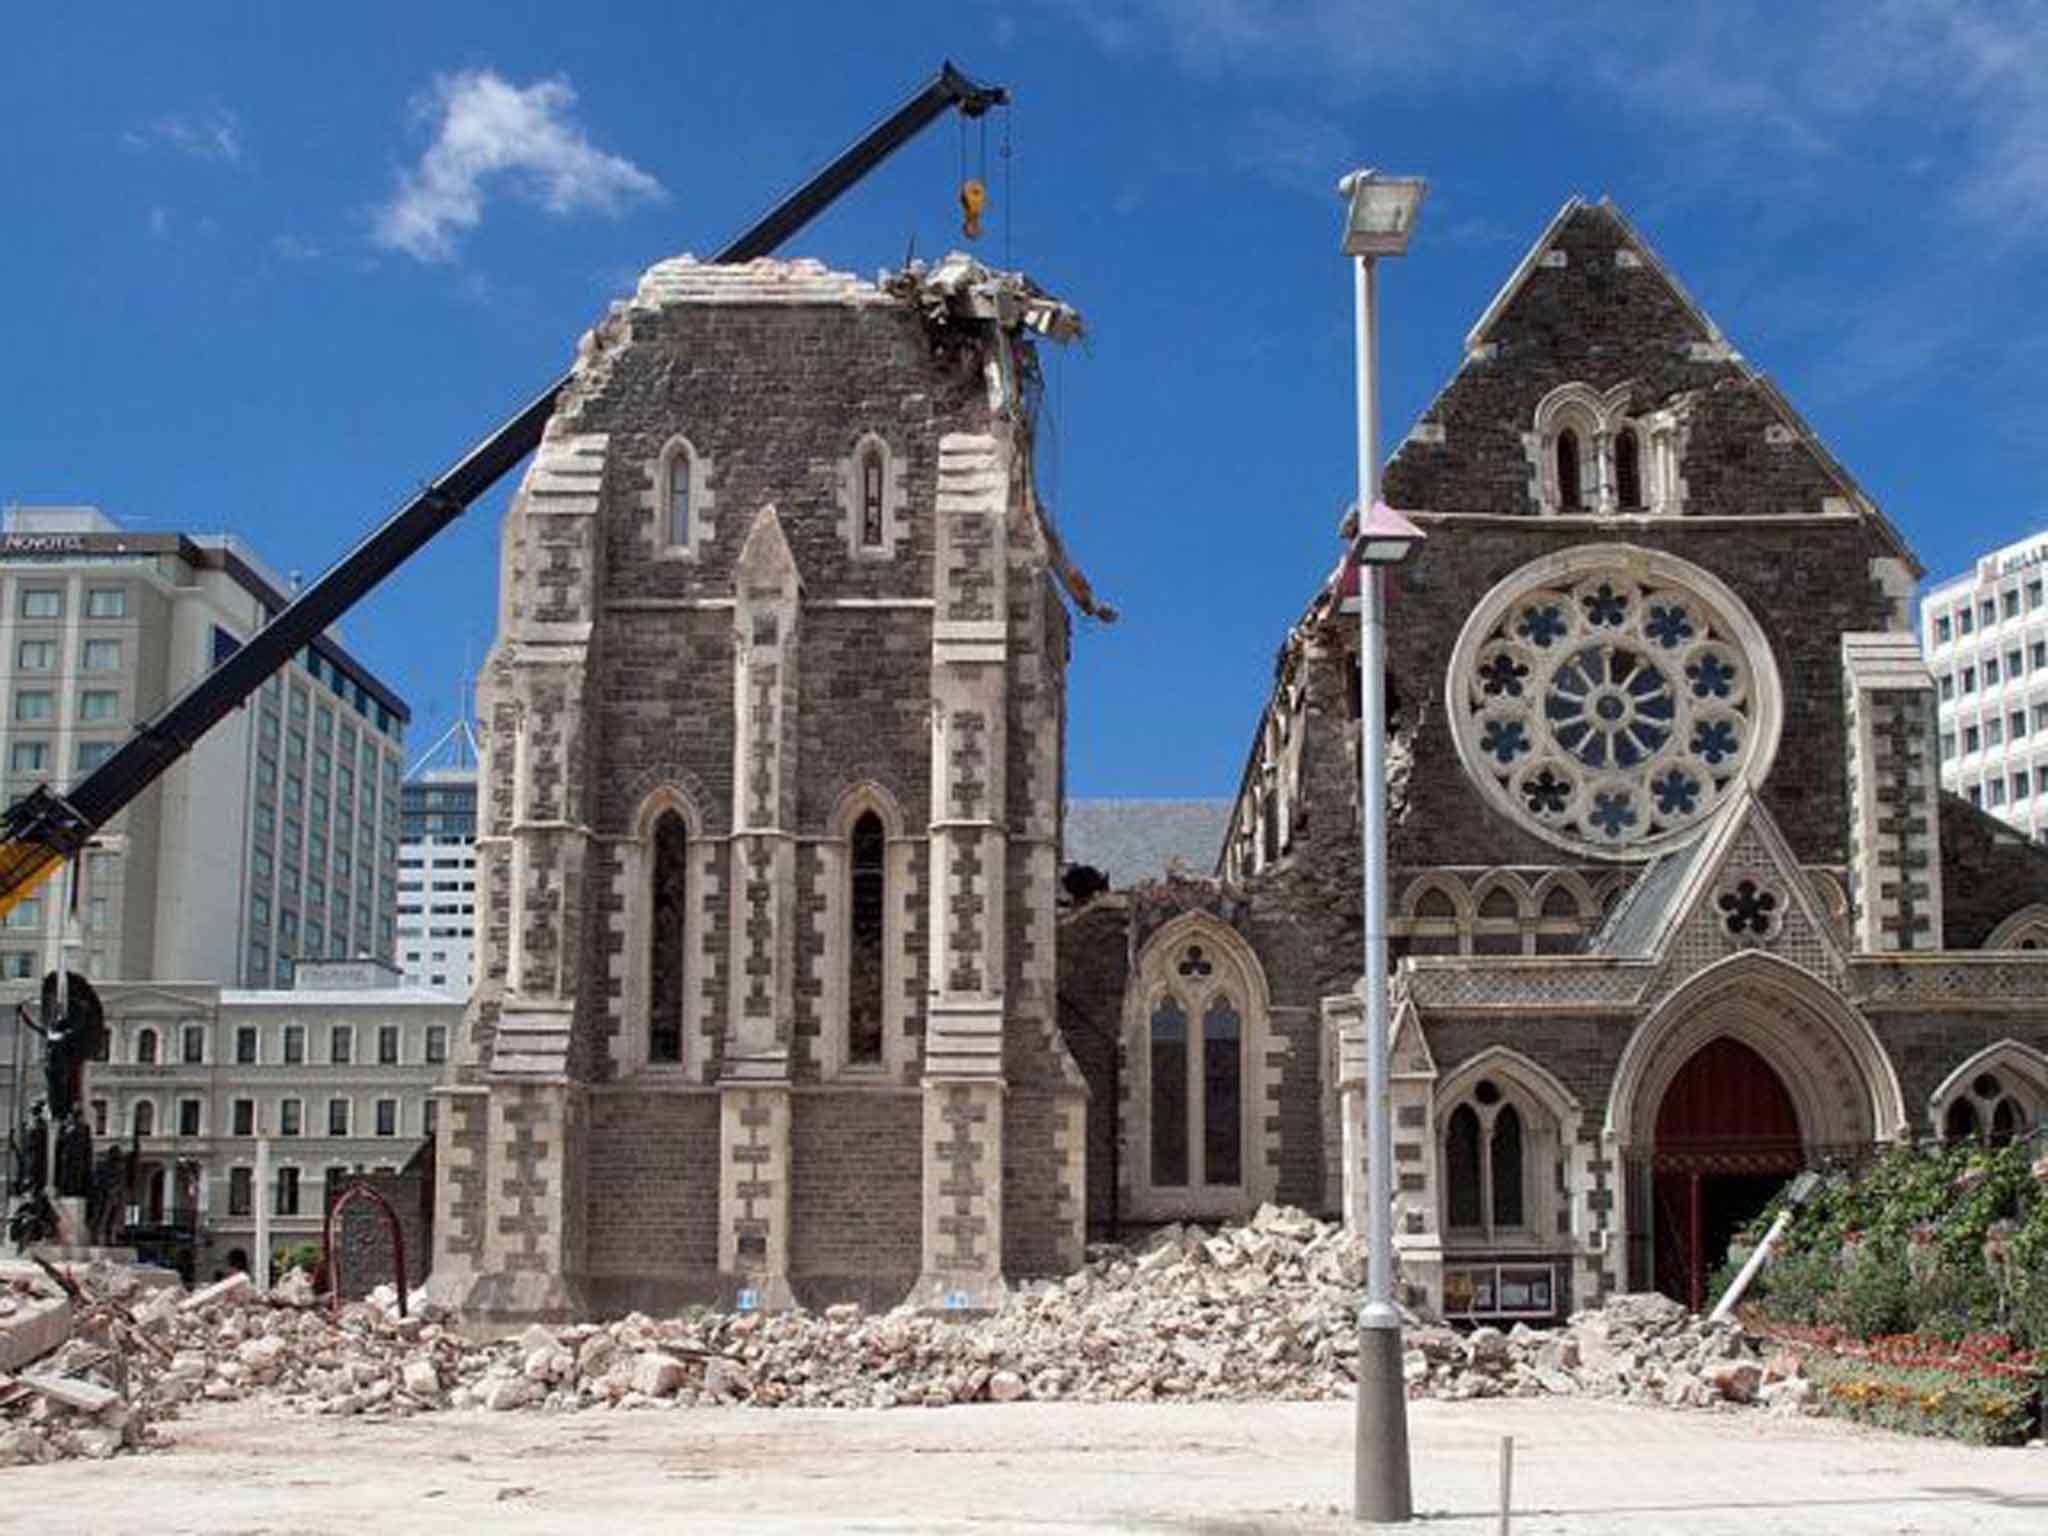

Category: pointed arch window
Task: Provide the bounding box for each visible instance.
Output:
[1556,431,1583,511]
[1202,997,1243,1188]
[859,445,885,549]
[648,810,688,1065]
[1150,997,1190,1187]
[667,449,692,547]
[1614,428,1642,509]
[1443,1077,1533,1241]
[847,811,886,1066]
[1942,1071,2030,1146]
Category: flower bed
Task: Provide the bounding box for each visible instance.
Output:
[1759,1321,2042,1444]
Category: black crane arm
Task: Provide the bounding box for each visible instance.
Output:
[0,60,1008,916]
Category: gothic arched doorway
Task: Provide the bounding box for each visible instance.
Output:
[1651,1036,1800,1310]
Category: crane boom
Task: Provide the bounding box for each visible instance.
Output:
[0,60,1007,920]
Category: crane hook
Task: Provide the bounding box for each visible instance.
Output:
[960,177,988,240]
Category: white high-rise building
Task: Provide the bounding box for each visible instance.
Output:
[0,506,410,987]
[1922,528,2048,840]
[396,720,478,993]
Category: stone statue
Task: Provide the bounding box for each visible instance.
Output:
[20,971,105,1200]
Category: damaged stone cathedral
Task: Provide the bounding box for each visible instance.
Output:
[435,200,2048,1325]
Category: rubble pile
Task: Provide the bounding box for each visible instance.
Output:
[0,1205,1816,1460]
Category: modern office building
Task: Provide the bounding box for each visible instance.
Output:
[0,505,411,986]
[1921,529,2048,840]
[396,751,478,994]
[1,958,459,1277]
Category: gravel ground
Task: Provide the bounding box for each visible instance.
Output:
[6,1394,2045,1534]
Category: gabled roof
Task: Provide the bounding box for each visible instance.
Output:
[1456,197,1917,572]
[1588,788,1847,990]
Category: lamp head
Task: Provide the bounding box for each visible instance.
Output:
[1351,499,1427,567]
[1340,168,1427,258]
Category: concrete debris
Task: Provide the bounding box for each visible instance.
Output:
[0,1210,1814,1460]
[884,253,1084,344]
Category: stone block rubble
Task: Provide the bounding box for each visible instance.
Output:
[0,1205,1815,1462]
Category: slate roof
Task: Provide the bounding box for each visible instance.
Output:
[1063,799,1233,888]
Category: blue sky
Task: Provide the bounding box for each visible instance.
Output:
[5,2,2045,796]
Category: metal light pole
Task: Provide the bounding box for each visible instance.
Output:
[1339,167,1427,1527]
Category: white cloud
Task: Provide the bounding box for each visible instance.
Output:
[124,108,242,164]
[371,70,664,263]
[1058,0,2048,242]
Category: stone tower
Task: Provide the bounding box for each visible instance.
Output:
[431,255,1090,1322]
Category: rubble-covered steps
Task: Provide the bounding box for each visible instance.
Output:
[0,1205,1813,1464]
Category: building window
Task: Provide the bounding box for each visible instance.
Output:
[19,588,60,619]
[329,1025,352,1065]
[15,640,53,671]
[1936,615,1952,645]
[375,1099,397,1137]
[133,1100,155,1136]
[425,1024,447,1064]
[859,444,885,547]
[178,1098,201,1136]
[667,447,692,545]
[12,690,51,723]
[1963,665,1978,693]
[74,741,114,773]
[648,809,688,1065]
[1442,1079,1530,1240]
[232,1098,254,1137]
[1986,658,2001,686]
[2031,580,2045,610]
[377,1025,399,1065]
[1554,430,1583,511]
[327,1098,349,1136]
[1129,918,1272,1217]
[1942,1073,2030,1145]
[2016,771,2031,800]
[78,689,118,722]
[135,1027,158,1065]
[2013,711,2028,740]
[1991,779,2007,806]
[275,1166,300,1216]
[848,811,886,1066]
[1988,719,2005,748]
[181,1024,205,1064]
[1613,428,1641,509]
[2005,590,2022,621]
[280,1098,302,1137]
[10,741,48,773]
[1981,599,1998,627]
[1970,784,1984,808]
[85,587,126,619]
[4,896,41,931]
[424,1097,439,1138]
[81,639,121,672]
[1966,724,1982,753]
[229,1167,253,1216]
[1940,732,1957,761]
[1960,607,1975,635]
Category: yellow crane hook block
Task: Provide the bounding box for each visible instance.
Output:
[960,178,987,240]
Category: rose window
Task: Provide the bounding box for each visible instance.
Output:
[1448,550,1781,859]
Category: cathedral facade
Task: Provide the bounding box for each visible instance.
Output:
[437,203,2048,1325]
[1059,199,2048,1322]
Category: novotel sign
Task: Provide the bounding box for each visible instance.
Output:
[1999,542,2048,575]
[0,534,89,554]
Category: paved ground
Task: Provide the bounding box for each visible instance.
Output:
[9,1397,2046,1534]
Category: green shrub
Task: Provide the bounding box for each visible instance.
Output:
[1826,1238,1914,1339]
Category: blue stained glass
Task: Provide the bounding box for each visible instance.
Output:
[1692,718,1740,765]
[1516,605,1568,648]
[1652,768,1701,815]
[1590,791,1637,838]
[1480,717,1532,765]
[1687,652,1736,699]
[1645,604,1694,648]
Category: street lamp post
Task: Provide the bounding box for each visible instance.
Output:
[1340,167,1427,1526]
